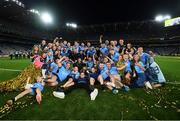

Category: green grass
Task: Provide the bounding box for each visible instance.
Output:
[155,56,180,82]
[0,58,31,81]
[0,56,180,120]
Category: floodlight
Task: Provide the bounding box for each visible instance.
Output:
[71,23,77,28]
[155,14,172,22]
[164,15,171,20]
[41,12,53,24]
[155,15,164,22]
[66,23,77,28]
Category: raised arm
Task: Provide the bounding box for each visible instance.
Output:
[99,35,103,44]
[69,59,75,64]
[59,56,66,63]
[53,37,59,43]
[105,55,114,64]
[93,53,97,65]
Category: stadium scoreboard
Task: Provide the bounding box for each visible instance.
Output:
[165,17,180,27]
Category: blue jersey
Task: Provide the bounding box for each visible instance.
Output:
[80,46,85,51]
[50,62,58,73]
[100,47,109,56]
[111,52,120,62]
[100,65,108,80]
[48,49,53,54]
[109,66,119,75]
[57,66,71,82]
[87,50,95,57]
[32,82,44,91]
[61,51,67,56]
[61,48,69,56]
[134,61,144,73]
[46,55,53,63]
[74,46,80,53]
[70,71,80,79]
[86,61,94,68]
[123,60,132,73]
[140,53,150,67]
[63,61,71,67]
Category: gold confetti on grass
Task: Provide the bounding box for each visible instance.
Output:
[0,64,41,92]
[0,64,41,119]
[0,96,36,119]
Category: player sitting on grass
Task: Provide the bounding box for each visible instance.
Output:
[7,76,45,105]
[44,56,71,86]
[89,66,106,90]
[98,63,120,94]
[105,62,130,92]
[60,66,80,89]
[53,70,98,101]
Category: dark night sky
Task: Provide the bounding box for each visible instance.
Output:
[21,0,180,25]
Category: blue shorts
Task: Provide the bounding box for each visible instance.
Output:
[134,73,146,87]
[90,73,99,80]
[30,83,44,95]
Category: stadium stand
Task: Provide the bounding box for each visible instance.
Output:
[0,0,180,56]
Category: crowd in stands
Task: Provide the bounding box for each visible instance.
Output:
[145,47,180,56]
[0,43,31,58]
[0,19,54,39]
[7,36,166,105]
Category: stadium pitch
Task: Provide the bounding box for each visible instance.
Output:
[0,56,180,120]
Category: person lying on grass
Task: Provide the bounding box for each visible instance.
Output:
[53,70,98,101]
[6,76,45,105]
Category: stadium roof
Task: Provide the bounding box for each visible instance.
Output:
[0,0,180,27]
[20,0,180,25]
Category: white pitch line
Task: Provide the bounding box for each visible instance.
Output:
[0,68,22,72]
[166,82,180,85]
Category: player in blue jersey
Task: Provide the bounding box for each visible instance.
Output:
[106,62,130,92]
[132,54,148,87]
[87,47,96,58]
[99,43,109,56]
[48,58,60,79]
[109,49,120,63]
[61,66,80,89]
[88,66,107,90]
[45,56,71,86]
[53,70,99,100]
[62,56,74,67]
[85,56,94,69]
[137,47,150,68]
[7,76,45,105]
[120,54,133,85]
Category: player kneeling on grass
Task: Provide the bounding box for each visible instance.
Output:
[146,51,166,88]
[132,54,152,89]
[7,76,45,105]
[53,70,98,101]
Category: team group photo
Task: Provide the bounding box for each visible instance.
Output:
[0,0,180,120]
